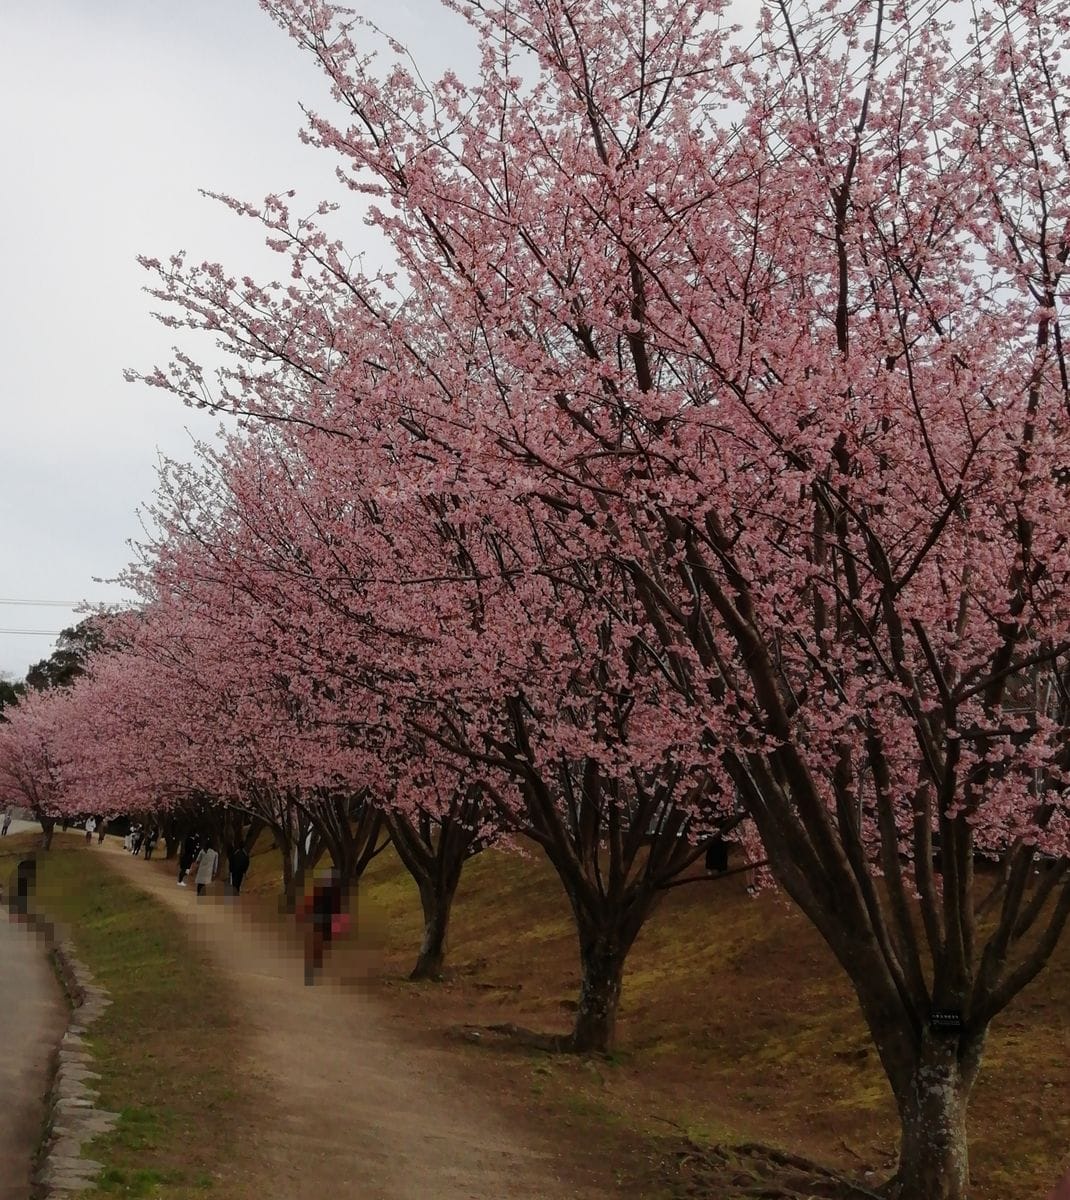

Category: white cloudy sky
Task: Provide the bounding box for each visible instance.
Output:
[0,0,474,677]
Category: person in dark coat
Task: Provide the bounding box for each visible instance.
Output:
[177,832,200,886]
[7,856,36,917]
[705,835,729,875]
[227,844,250,896]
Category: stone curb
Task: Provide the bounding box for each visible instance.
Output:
[32,932,119,1198]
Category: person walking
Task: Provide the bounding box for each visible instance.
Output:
[298,868,347,986]
[143,828,158,860]
[96,818,106,845]
[84,817,96,845]
[227,843,250,896]
[10,857,36,917]
[193,841,219,896]
[1,809,12,836]
[177,832,200,887]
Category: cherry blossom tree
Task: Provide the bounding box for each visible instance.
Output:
[0,692,68,849]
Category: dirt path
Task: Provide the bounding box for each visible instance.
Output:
[99,844,607,1200]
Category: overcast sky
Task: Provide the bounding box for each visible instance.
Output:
[0,0,474,677]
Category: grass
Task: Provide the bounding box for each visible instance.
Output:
[1,833,251,1200]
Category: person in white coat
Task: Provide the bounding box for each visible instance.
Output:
[193,841,219,896]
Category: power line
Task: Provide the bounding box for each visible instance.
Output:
[0,599,81,607]
[0,629,64,636]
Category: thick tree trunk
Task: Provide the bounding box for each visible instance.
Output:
[39,816,55,851]
[890,1035,982,1200]
[568,933,627,1053]
[411,877,458,981]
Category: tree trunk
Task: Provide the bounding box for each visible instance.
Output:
[411,878,458,981]
[890,1034,982,1200]
[293,831,328,905]
[163,821,180,860]
[386,807,479,982]
[277,828,297,913]
[243,816,264,853]
[568,932,627,1053]
[39,816,55,851]
[292,856,310,906]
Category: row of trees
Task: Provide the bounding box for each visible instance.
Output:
[0,622,106,845]
[2,1,1069,1195]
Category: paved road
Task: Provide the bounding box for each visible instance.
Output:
[1,819,46,838]
[0,906,66,1199]
[3,819,107,842]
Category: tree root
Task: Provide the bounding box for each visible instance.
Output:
[448,1021,570,1052]
[663,1138,889,1200]
[485,1021,571,1051]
